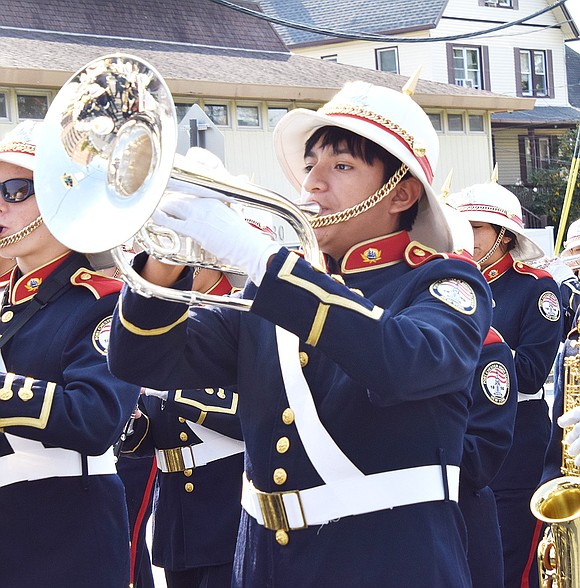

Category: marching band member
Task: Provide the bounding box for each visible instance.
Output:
[121,266,245,588]
[108,80,493,587]
[443,202,518,588]
[552,218,580,337]
[0,120,141,587]
[449,182,562,588]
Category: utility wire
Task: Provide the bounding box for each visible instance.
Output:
[207,0,569,43]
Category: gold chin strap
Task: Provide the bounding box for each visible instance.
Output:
[310,163,409,229]
[0,216,44,248]
[477,226,506,266]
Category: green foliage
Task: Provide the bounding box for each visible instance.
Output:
[513,127,580,238]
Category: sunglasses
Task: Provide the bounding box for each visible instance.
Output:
[0,178,35,203]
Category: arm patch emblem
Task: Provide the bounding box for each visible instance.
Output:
[429,279,477,315]
[481,361,510,405]
[92,316,112,355]
[538,291,560,322]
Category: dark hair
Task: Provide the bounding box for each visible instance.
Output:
[304,126,419,230]
[492,224,517,252]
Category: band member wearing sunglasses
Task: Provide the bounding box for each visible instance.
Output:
[0,120,141,588]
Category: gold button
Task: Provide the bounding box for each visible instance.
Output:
[281,408,295,425]
[275,529,289,546]
[299,352,309,368]
[80,272,92,280]
[0,387,13,401]
[516,262,523,268]
[330,274,345,285]
[184,482,194,492]
[273,468,287,485]
[183,469,193,477]
[1,311,13,323]
[413,248,426,256]
[217,388,226,399]
[179,432,188,442]
[276,437,290,454]
[178,417,186,423]
[18,388,33,401]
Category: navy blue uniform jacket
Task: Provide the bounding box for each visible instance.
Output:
[109,232,492,588]
[0,252,141,588]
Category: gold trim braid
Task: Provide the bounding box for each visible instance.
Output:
[310,164,408,229]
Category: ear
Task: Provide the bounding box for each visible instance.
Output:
[388,177,423,214]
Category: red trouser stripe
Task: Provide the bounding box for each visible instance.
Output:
[520,519,544,588]
[129,457,158,586]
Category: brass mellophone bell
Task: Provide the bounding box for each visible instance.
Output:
[34,53,323,311]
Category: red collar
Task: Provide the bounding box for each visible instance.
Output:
[206,274,235,296]
[9,252,72,304]
[341,231,411,273]
[482,252,513,283]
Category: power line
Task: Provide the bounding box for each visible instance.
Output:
[207,0,569,44]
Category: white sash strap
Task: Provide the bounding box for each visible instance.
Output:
[1,434,117,488]
[275,326,363,482]
[517,389,544,402]
[156,422,244,473]
[242,465,460,530]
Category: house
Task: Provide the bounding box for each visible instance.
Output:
[0,0,532,217]
[257,0,580,194]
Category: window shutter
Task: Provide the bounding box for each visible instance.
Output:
[446,44,455,85]
[514,48,523,97]
[482,46,491,91]
[546,49,555,99]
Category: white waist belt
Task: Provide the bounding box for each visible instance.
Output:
[241,464,460,531]
[517,389,544,402]
[1,434,117,488]
[156,435,244,473]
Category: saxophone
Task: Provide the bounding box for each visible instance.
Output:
[530,336,580,588]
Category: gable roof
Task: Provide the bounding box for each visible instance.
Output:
[0,0,288,52]
[0,0,530,113]
[256,0,448,47]
[566,45,580,109]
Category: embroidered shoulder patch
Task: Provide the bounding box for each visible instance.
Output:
[429,279,477,315]
[538,291,561,322]
[92,316,112,355]
[481,361,510,405]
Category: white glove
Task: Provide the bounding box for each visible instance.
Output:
[558,406,580,465]
[141,387,169,401]
[547,258,575,285]
[153,194,281,286]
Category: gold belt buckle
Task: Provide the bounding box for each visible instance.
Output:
[162,446,195,473]
[256,489,307,531]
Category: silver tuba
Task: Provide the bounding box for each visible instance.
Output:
[34,54,322,311]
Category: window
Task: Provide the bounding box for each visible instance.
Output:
[518,135,557,183]
[237,105,260,128]
[376,47,399,74]
[16,93,49,119]
[447,113,464,132]
[204,104,229,126]
[321,54,338,62]
[468,114,485,133]
[268,107,288,129]
[446,44,490,90]
[453,47,481,88]
[479,0,517,7]
[0,92,8,120]
[427,112,443,132]
[519,49,548,96]
[175,102,196,123]
[515,48,553,98]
